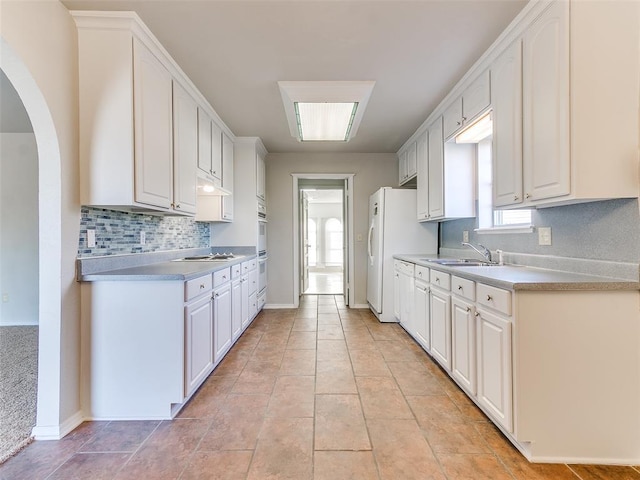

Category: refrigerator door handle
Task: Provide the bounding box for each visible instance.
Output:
[367,222,374,264]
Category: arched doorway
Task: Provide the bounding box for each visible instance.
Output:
[0,37,64,445]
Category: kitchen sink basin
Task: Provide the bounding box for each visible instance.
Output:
[422,258,499,267]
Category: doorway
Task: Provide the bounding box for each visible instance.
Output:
[292,174,354,308]
[0,69,39,461]
[300,188,344,295]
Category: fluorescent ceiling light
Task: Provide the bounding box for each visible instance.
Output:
[279,81,375,142]
[455,112,493,144]
[295,102,358,141]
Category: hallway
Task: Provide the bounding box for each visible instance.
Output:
[1,296,637,479]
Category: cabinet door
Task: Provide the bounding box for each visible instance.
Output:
[463,70,491,123]
[399,272,414,335]
[133,39,173,209]
[443,98,463,140]
[398,150,408,185]
[241,275,250,330]
[416,131,429,220]
[256,152,266,200]
[393,269,401,321]
[221,132,234,220]
[211,121,223,183]
[492,40,523,208]
[184,295,213,396]
[414,281,430,351]
[427,117,444,219]
[523,0,570,202]
[231,279,242,341]
[198,108,212,176]
[172,81,198,214]
[213,283,232,362]
[476,308,513,432]
[451,296,476,395]
[249,292,258,320]
[406,142,417,179]
[430,288,451,371]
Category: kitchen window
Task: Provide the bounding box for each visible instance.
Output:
[475,136,533,233]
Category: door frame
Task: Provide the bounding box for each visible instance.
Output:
[292,173,354,307]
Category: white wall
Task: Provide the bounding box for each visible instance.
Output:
[266,153,398,307]
[0,133,39,326]
[1,0,82,437]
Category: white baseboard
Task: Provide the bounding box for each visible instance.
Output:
[32,410,84,440]
[350,303,370,309]
[264,304,296,309]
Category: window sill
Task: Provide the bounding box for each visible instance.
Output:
[474,225,535,235]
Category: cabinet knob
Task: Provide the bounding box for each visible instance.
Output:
[458,285,463,291]
[418,272,422,277]
[200,284,205,289]
[176,204,181,209]
[466,307,471,312]
[486,295,492,301]
[475,312,480,317]
[462,116,467,122]
[223,275,227,280]
[525,193,531,199]
[514,195,519,201]
[215,293,219,298]
[456,121,462,126]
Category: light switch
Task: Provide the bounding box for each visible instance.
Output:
[87,229,96,248]
[462,230,469,243]
[140,231,146,245]
[538,227,552,246]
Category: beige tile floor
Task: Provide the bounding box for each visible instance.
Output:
[2,295,640,480]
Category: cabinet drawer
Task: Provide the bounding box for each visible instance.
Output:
[476,283,512,315]
[185,274,212,302]
[395,260,414,276]
[452,276,475,301]
[213,267,231,287]
[242,259,257,274]
[430,270,451,290]
[231,263,242,279]
[414,265,429,282]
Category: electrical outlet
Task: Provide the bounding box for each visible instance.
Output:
[2,293,8,303]
[87,229,96,248]
[538,227,552,246]
[140,231,146,245]
[462,230,469,243]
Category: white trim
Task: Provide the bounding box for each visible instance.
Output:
[350,303,370,309]
[292,173,355,308]
[33,410,84,441]
[475,226,535,235]
[264,304,297,309]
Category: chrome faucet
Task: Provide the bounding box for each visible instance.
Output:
[461,242,492,263]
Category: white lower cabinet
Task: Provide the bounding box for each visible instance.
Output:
[476,307,513,432]
[231,277,242,341]
[184,293,214,397]
[240,274,250,330]
[394,260,415,332]
[213,282,232,363]
[451,296,477,396]
[413,277,430,351]
[429,277,451,371]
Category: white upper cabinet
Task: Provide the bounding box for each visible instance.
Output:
[416,131,429,220]
[132,39,174,210]
[522,0,570,203]
[172,81,198,214]
[492,40,523,208]
[73,11,235,215]
[427,117,444,219]
[221,132,234,220]
[398,141,417,186]
[256,150,266,201]
[443,70,491,140]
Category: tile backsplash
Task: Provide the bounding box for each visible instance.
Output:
[78,207,210,257]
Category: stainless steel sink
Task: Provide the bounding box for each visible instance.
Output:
[422,258,499,267]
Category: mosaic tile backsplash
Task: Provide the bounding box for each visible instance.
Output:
[78,207,210,257]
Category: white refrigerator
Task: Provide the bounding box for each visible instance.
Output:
[366,187,438,322]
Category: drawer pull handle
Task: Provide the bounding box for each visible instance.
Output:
[486,295,492,301]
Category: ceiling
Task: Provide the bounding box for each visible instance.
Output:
[61,0,527,154]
